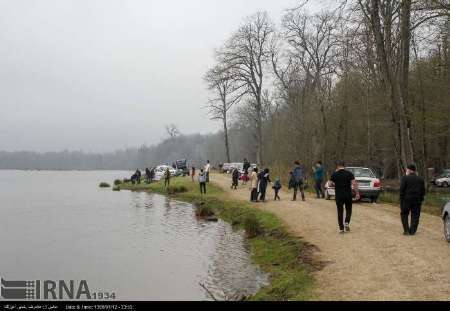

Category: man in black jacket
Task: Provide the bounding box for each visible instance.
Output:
[400,164,426,236]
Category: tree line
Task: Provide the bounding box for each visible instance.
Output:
[204,0,450,178]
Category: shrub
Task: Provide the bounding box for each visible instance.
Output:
[243,213,263,238]
[195,203,215,217]
[99,182,110,188]
[112,186,120,191]
[167,185,188,194]
[114,179,122,186]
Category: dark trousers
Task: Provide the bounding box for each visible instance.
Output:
[200,182,206,194]
[401,199,422,234]
[251,188,258,202]
[336,196,352,230]
[206,172,210,182]
[315,180,324,198]
[293,182,305,201]
[259,186,267,201]
[232,178,238,189]
[274,189,281,201]
[164,178,170,188]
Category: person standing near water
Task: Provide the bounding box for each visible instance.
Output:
[250,168,259,202]
[400,164,426,236]
[191,166,196,182]
[198,169,207,194]
[164,168,171,189]
[330,161,359,234]
[313,161,325,199]
[204,160,211,183]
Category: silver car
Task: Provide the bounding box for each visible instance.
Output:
[442,202,450,243]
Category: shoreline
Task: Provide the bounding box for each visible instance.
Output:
[115,177,314,301]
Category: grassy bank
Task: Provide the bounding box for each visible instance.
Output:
[116,177,314,301]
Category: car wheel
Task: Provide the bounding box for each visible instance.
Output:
[445,215,450,243]
[443,181,449,188]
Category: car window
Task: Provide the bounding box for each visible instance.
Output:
[346,167,375,178]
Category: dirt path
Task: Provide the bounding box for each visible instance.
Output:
[212,173,450,301]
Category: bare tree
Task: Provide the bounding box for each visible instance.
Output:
[203,64,245,163]
[218,11,276,165]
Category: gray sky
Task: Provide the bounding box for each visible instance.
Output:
[0,0,324,152]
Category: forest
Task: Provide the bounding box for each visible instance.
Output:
[204,0,450,178]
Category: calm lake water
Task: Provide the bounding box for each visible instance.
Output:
[0,170,268,301]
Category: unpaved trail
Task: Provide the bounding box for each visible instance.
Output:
[211,173,450,301]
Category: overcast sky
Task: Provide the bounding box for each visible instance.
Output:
[0,0,326,152]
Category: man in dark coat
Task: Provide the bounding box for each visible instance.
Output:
[400,164,426,236]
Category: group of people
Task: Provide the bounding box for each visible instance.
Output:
[234,159,426,235]
[130,167,157,185]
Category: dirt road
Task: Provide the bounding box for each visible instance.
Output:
[212,173,450,301]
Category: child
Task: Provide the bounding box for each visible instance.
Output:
[231,167,240,189]
[273,177,282,201]
[198,169,206,194]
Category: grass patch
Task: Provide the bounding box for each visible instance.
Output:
[116,176,314,301]
[99,182,110,188]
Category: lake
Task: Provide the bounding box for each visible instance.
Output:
[0,170,268,301]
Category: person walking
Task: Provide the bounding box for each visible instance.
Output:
[204,160,211,183]
[313,161,325,199]
[164,168,171,189]
[292,161,306,201]
[330,161,359,234]
[198,169,207,194]
[272,177,282,201]
[250,167,259,202]
[258,168,271,202]
[231,167,240,189]
[191,166,196,182]
[400,164,426,236]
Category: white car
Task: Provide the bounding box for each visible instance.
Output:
[325,167,382,203]
[435,173,450,187]
[153,165,177,181]
[442,202,450,243]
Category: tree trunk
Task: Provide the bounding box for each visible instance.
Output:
[223,112,231,163]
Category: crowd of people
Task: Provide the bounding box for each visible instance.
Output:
[228,159,425,235]
[128,158,426,235]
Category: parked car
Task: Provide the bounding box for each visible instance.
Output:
[222,163,231,173]
[434,172,450,187]
[228,163,243,174]
[324,167,382,203]
[153,165,177,181]
[442,202,450,243]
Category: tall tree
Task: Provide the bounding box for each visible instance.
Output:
[203,64,245,163]
[218,11,276,165]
